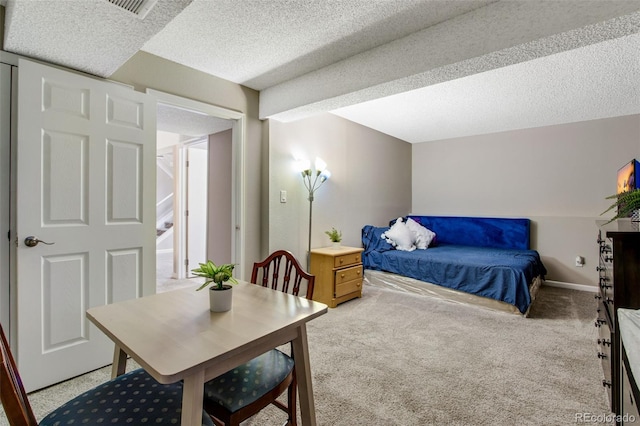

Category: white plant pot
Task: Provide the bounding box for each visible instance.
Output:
[332,242,341,249]
[209,285,233,312]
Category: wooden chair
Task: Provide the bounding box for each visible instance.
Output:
[0,324,213,426]
[203,250,315,426]
[251,249,315,299]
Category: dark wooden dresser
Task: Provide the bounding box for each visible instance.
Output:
[596,220,640,416]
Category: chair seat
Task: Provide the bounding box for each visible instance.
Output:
[39,368,214,426]
[203,349,294,413]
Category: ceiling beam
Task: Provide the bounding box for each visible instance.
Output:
[261,1,640,122]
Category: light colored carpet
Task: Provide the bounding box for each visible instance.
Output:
[247,283,613,425]
[1,282,612,426]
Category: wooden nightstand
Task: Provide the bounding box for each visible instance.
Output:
[310,246,364,308]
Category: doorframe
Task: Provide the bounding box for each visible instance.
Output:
[180,136,209,279]
[1,51,18,347]
[146,90,246,280]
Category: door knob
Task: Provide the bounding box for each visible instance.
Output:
[24,236,55,247]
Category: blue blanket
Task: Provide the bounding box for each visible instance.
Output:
[362,224,546,314]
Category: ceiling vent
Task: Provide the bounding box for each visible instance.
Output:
[105,0,159,19]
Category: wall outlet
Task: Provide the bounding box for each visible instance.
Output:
[575,255,585,267]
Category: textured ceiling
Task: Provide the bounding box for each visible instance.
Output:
[333,31,640,143]
[141,0,493,90]
[3,0,192,77]
[157,103,232,138]
[2,0,640,143]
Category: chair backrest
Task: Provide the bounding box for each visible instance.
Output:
[0,324,38,426]
[250,250,315,299]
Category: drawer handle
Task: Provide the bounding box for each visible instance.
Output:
[602,380,612,388]
[597,352,608,359]
[597,338,611,347]
[341,274,345,278]
[356,282,361,287]
[594,318,606,327]
[356,270,361,276]
[339,259,344,264]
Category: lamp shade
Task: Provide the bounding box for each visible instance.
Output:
[315,157,327,172]
[294,159,311,173]
[319,169,331,182]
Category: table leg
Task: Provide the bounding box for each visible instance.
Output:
[182,370,205,426]
[111,344,127,379]
[291,324,317,426]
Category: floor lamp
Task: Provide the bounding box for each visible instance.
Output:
[298,157,331,270]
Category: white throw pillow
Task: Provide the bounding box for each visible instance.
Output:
[381,218,416,251]
[405,217,436,249]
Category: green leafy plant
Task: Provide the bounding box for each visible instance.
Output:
[601,189,640,223]
[325,227,342,243]
[192,261,238,291]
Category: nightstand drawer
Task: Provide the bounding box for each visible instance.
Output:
[335,265,363,284]
[335,278,362,297]
[334,253,362,268]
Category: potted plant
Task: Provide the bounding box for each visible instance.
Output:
[325,227,342,248]
[192,261,238,312]
[602,189,640,223]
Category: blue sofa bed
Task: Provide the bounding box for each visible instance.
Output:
[362,216,547,314]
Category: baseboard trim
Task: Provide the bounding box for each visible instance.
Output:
[544,280,598,293]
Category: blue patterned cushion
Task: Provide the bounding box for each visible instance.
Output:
[39,368,214,426]
[203,349,294,413]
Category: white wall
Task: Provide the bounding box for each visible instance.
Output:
[156,133,176,219]
[412,114,640,286]
[268,113,412,265]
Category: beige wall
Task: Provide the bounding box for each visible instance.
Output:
[268,113,412,264]
[207,129,233,264]
[412,114,640,286]
[110,52,261,279]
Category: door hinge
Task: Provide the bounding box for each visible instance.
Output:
[186,160,189,167]
[184,259,189,266]
[185,210,189,216]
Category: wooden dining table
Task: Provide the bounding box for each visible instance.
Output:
[86,281,328,426]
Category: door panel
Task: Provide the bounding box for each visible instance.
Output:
[42,131,88,224]
[16,58,156,392]
[107,140,143,222]
[106,248,142,303]
[42,253,88,352]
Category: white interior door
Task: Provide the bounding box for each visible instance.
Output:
[16,59,156,392]
[186,141,208,276]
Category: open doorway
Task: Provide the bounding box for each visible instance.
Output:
[156,133,217,292]
[151,92,245,292]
